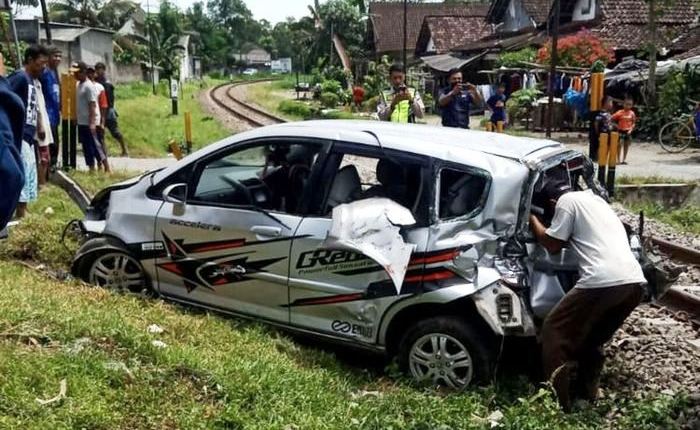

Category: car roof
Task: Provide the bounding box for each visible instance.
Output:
[153,120,565,184]
[270,120,563,161]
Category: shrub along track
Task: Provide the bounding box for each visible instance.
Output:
[208,80,287,129]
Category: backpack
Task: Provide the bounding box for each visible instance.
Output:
[0,77,26,229]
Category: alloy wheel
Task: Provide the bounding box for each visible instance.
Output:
[409,333,474,389]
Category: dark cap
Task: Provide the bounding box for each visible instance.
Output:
[69,61,87,73]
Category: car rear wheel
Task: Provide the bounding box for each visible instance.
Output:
[80,250,148,294]
[398,316,493,389]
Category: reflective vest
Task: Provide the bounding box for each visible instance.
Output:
[383,87,416,123]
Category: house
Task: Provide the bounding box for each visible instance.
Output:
[669,25,700,60]
[485,0,551,33]
[478,0,698,62]
[416,15,493,57]
[234,47,272,68]
[116,6,147,42]
[558,0,698,61]
[367,2,490,61]
[176,33,201,81]
[14,19,115,75]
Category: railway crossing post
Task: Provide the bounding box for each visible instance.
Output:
[170,79,179,116]
[597,131,619,196]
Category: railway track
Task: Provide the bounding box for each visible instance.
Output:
[209,80,287,128]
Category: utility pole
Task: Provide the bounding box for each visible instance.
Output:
[402,0,407,70]
[39,0,51,43]
[329,22,334,65]
[546,0,560,138]
[146,0,156,95]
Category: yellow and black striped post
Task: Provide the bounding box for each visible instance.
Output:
[597,131,619,196]
[486,122,493,132]
[597,132,609,185]
[496,121,504,133]
[606,131,619,196]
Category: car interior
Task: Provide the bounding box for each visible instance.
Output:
[191,142,323,214]
[322,155,424,218]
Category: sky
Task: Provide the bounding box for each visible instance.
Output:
[17,0,316,24]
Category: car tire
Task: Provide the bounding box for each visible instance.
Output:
[398,316,493,389]
[76,248,151,295]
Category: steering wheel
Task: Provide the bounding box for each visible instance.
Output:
[221,176,254,206]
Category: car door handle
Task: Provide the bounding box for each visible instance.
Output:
[251,225,282,238]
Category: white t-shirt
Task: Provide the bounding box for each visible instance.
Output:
[92,81,104,125]
[545,190,646,289]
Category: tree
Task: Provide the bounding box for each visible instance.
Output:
[145,0,183,79]
[184,1,227,69]
[49,0,103,27]
[207,0,254,54]
[537,28,614,68]
[48,0,137,30]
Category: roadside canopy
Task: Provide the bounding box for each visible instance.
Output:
[420,52,486,73]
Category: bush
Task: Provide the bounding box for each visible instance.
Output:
[497,47,537,68]
[278,100,312,119]
[507,88,542,124]
[366,95,380,112]
[208,71,224,80]
[321,109,355,119]
[320,92,340,108]
[537,28,614,67]
[320,79,342,95]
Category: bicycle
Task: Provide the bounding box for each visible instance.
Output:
[658,101,699,153]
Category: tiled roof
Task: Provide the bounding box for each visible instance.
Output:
[417,15,493,55]
[592,23,686,50]
[671,45,700,60]
[599,0,698,25]
[670,25,700,52]
[522,0,553,24]
[368,2,489,54]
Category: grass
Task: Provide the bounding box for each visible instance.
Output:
[616,175,693,185]
[0,261,689,429]
[625,201,700,235]
[0,176,692,428]
[245,78,306,121]
[68,170,140,197]
[105,79,230,158]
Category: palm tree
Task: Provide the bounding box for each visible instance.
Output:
[48,0,137,30]
[48,0,103,27]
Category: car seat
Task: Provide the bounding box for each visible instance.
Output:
[362,159,410,207]
[325,165,362,213]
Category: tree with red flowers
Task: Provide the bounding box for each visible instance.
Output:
[537,28,615,68]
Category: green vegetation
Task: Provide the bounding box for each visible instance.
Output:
[0,257,689,428]
[616,176,691,185]
[107,80,229,158]
[625,201,700,235]
[0,172,137,267]
[278,100,312,120]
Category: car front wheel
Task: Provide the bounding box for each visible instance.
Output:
[398,316,493,389]
[79,250,149,294]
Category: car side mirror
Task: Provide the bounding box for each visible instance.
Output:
[162,183,187,213]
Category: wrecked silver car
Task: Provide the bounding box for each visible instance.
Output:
[71,120,648,389]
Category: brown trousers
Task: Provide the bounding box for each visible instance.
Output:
[541,283,642,410]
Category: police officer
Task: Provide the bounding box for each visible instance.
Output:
[438,68,481,129]
[377,63,424,123]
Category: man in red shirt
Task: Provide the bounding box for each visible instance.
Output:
[352,82,365,111]
[611,98,636,165]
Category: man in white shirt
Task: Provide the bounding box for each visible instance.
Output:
[529,175,646,411]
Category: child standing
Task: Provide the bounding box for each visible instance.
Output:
[487,84,507,131]
[612,98,636,165]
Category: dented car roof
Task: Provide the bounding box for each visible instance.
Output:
[154,120,564,184]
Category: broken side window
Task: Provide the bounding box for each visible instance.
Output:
[438,168,488,220]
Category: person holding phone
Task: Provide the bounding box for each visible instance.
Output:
[377,63,424,123]
[438,68,482,129]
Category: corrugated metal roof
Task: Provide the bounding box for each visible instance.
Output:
[420,52,486,72]
[51,27,90,42]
